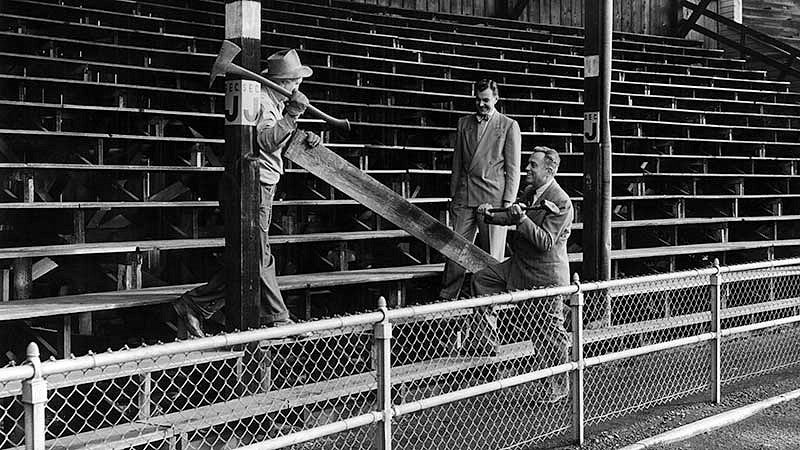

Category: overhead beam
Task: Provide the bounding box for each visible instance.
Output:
[677,0,713,37]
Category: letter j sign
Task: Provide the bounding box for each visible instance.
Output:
[584,111,599,143]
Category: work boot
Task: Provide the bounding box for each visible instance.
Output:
[173,300,204,339]
[268,318,312,340]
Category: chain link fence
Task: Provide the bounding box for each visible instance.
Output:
[2,258,800,449]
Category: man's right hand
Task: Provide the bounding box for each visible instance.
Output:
[285,89,309,117]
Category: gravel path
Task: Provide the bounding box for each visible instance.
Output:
[543,365,800,450]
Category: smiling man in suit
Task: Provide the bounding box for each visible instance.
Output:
[472,146,574,401]
[439,79,521,300]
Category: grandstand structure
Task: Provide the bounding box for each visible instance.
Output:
[1,0,800,360]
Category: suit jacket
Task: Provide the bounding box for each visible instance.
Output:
[450,112,521,207]
[507,180,573,289]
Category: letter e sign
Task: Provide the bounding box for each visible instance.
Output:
[225,79,260,126]
[584,111,599,143]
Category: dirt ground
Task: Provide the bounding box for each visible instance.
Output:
[653,395,800,450]
[544,365,800,450]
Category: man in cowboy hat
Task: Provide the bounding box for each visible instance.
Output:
[173,49,319,338]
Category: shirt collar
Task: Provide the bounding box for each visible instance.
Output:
[475,108,495,123]
[534,178,554,199]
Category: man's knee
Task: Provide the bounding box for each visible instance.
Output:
[471,267,501,296]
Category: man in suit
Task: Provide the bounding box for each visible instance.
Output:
[472,146,573,401]
[439,79,521,300]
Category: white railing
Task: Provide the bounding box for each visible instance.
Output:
[2,257,800,449]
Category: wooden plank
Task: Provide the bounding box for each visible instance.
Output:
[31,258,58,281]
[0,264,445,322]
[550,0,560,24]
[284,131,497,273]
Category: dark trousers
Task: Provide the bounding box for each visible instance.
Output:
[439,203,507,299]
[472,260,571,372]
[174,182,288,337]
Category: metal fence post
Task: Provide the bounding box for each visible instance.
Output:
[21,342,47,450]
[570,274,585,445]
[710,258,722,404]
[374,296,392,450]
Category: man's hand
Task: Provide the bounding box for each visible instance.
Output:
[305,131,321,148]
[477,203,494,223]
[285,89,309,117]
[507,202,527,224]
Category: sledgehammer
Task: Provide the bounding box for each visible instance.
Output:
[488,199,560,215]
[210,40,351,131]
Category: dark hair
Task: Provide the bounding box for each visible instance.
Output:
[474,79,499,97]
[531,146,560,174]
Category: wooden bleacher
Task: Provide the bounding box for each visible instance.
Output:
[1,0,800,357]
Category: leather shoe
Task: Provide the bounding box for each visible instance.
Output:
[268,319,312,340]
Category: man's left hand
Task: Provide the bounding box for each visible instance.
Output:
[306,131,321,148]
[507,203,527,224]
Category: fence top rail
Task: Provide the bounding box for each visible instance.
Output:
[2,256,800,383]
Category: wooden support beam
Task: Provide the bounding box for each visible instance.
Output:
[72,210,86,243]
[12,257,32,300]
[285,131,497,273]
[117,252,143,290]
[1,269,10,302]
[31,258,58,281]
[148,182,189,202]
[223,0,262,333]
[57,316,71,358]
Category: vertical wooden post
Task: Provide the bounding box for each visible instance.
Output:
[569,274,585,445]
[224,0,262,332]
[56,316,71,358]
[374,296,392,450]
[582,0,613,284]
[22,343,46,450]
[117,252,143,290]
[1,269,10,302]
[710,258,722,404]
[13,257,32,300]
[72,210,85,244]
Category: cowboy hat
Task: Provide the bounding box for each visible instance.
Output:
[260,49,313,79]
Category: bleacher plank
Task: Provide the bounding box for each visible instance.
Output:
[0,264,445,322]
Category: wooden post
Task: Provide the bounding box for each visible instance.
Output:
[570,273,585,445]
[12,257,32,300]
[223,0,262,332]
[117,252,143,290]
[582,0,613,285]
[1,269,10,302]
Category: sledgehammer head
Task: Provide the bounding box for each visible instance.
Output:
[209,41,242,88]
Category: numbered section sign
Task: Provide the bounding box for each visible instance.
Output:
[583,111,599,143]
[225,79,260,126]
